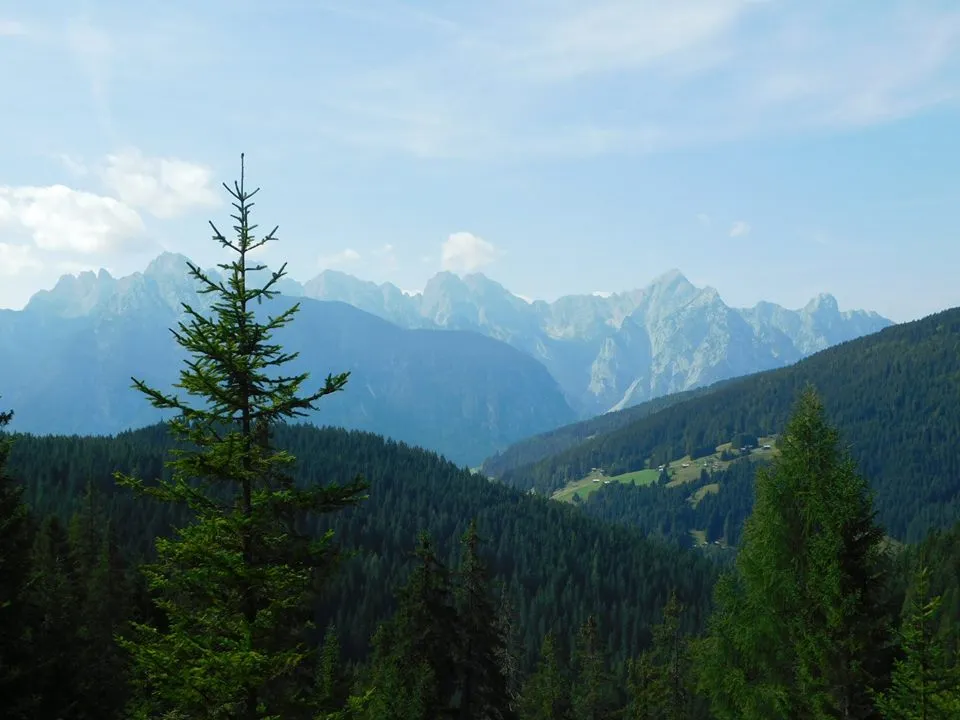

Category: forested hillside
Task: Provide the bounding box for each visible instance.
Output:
[499,306,960,542]
[6,422,717,670]
[5,393,960,718]
[481,378,737,477]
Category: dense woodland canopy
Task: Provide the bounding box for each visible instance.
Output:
[1,161,958,718]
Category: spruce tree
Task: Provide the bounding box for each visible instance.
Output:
[651,591,693,720]
[27,515,82,719]
[570,616,616,720]
[455,520,515,720]
[315,624,348,715]
[364,533,460,720]
[494,580,523,714]
[518,632,569,720]
[68,482,133,718]
[0,402,35,719]
[623,651,658,720]
[114,156,367,719]
[696,387,892,719]
[873,562,960,719]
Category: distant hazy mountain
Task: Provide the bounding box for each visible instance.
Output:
[1,254,576,466]
[296,266,894,415]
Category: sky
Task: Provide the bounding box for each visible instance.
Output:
[0,0,958,323]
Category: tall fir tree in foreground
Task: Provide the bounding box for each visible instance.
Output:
[697,387,892,719]
[115,156,367,719]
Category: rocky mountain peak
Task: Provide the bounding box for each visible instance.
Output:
[803,292,840,314]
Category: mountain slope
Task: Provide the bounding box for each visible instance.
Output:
[497,306,960,542]
[299,266,893,415]
[481,377,742,478]
[1,257,576,466]
[5,422,718,670]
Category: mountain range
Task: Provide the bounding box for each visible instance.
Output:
[295,265,892,415]
[1,252,891,463]
[1,253,575,466]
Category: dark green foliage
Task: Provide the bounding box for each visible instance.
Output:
[873,563,960,718]
[0,402,34,719]
[696,388,894,719]
[494,582,524,714]
[623,591,704,720]
[26,515,81,718]
[649,592,694,720]
[66,482,136,718]
[570,616,617,720]
[7,422,719,676]
[623,652,658,720]
[455,520,516,720]
[113,157,367,719]
[363,533,460,719]
[498,308,960,542]
[315,625,349,715]
[518,633,570,720]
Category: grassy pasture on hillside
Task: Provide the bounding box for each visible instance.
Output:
[552,436,779,504]
[553,467,660,502]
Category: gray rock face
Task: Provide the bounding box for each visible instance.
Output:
[298,265,894,416]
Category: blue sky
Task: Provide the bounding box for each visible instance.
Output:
[0,0,958,322]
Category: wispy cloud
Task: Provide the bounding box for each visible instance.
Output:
[0,19,27,36]
[289,0,960,159]
[729,220,752,238]
[65,19,116,138]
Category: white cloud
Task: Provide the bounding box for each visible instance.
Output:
[440,232,501,273]
[0,19,26,36]
[511,0,751,81]
[318,248,361,269]
[101,148,219,219]
[696,213,712,228]
[0,185,145,255]
[728,220,752,237]
[592,290,614,298]
[0,243,42,276]
[56,154,89,177]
